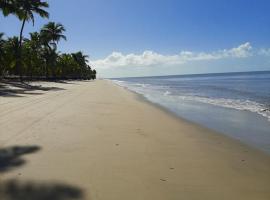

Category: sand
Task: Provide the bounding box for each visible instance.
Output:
[0,80,270,200]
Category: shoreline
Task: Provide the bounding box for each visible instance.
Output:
[1,80,270,200]
[108,79,270,157]
[109,79,270,154]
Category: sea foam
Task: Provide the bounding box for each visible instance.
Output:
[111,79,270,121]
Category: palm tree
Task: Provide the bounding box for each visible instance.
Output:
[41,22,66,49]
[92,69,97,80]
[4,36,20,75]
[1,0,49,46]
[72,51,89,66]
[0,0,49,80]
[41,22,66,79]
[72,51,89,79]
[1,2,97,80]
[23,32,43,79]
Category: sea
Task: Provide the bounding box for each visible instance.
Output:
[111,71,270,154]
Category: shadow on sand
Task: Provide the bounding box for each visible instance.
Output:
[0,145,41,173]
[0,180,84,200]
[0,80,66,97]
[0,145,85,200]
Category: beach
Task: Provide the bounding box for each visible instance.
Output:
[112,71,270,154]
[0,80,270,200]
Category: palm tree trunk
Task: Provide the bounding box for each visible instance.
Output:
[46,58,49,79]
[45,45,52,79]
[19,18,26,48]
[18,18,26,82]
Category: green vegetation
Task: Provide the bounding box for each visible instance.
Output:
[0,0,96,81]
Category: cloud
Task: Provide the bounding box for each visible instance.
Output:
[91,42,253,69]
[258,48,270,56]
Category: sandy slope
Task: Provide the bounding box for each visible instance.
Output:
[0,80,270,200]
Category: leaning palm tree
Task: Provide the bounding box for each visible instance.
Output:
[1,0,49,47]
[0,0,49,80]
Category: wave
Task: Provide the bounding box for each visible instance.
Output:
[173,95,270,121]
[111,79,270,121]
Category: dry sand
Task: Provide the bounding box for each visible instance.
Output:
[0,80,270,200]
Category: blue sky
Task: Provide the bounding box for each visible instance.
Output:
[1,0,270,77]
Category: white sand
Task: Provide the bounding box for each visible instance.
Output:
[0,80,270,200]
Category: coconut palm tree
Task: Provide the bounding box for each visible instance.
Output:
[0,0,49,80]
[92,69,97,80]
[41,22,66,49]
[0,2,97,80]
[23,32,43,79]
[72,51,89,79]
[41,22,66,79]
[1,0,49,46]
[72,51,88,66]
[3,36,20,75]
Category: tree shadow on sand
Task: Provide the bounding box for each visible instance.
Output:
[0,145,85,200]
[0,80,66,97]
[0,145,41,173]
[0,180,84,200]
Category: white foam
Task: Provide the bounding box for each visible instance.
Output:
[164,91,171,96]
[174,95,270,121]
[113,80,270,121]
[111,80,126,86]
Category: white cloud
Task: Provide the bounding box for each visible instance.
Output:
[223,42,252,58]
[91,42,253,69]
[258,48,270,56]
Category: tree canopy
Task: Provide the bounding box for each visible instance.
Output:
[0,0,96,80]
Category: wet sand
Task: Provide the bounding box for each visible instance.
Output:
[0,80,270,200]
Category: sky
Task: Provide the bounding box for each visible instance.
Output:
[1,0,270,78]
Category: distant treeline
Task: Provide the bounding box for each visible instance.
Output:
[0,0,96,81]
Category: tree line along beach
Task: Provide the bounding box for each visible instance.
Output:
[1,1,270,200]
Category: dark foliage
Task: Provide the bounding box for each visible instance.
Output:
[0,0,97,81]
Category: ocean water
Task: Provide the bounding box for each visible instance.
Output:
[111,71,270,154]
